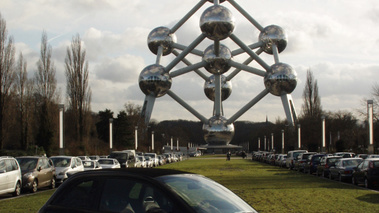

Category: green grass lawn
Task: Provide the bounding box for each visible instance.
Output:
[1,158,378,212]
[161,158,379,212]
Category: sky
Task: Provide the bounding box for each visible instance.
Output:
[1,0,379,123]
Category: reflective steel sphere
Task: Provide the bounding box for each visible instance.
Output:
[200,5,235,40]
[259,25,287,54]
[139,64,172,97]
[204,75,232,101]
[203,44,232,74]
[203,116,235,145]
[147,27,177,56]
[264,63,297,96]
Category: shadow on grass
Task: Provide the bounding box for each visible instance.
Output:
[356,193,379,204]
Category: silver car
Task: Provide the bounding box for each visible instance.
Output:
[0,156,22,196]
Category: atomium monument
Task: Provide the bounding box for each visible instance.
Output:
[139,0,298,146]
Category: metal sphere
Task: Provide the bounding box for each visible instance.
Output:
[147,26,177,56]
[264,63,297,96]
[259,25,287,54]
[204,75,232,101]
[200,5,235,40]
[139,64,172,97]
[203,116,235,145]
[203,44,232,74]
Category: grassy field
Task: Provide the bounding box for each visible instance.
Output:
[0,157,378,212]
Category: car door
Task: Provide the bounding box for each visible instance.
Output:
[355,161,366,183]
[0,159,8,193]
[40,158,53,187]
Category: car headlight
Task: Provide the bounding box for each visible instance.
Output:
[59,168,69,176]
[23,172,34,179]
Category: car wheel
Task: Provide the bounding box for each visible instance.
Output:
[364,178,372,189]
[329,172,333,180]
[352,177,357,185]
[322,171,326,178]
[50,177,56,189]
[31,179,38,193]
[13,181,21,197]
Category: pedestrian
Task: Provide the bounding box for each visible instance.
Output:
[226,150,231,161]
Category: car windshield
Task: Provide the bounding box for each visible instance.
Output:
[109,153,127,160]
[98,159,113,165]
[51,158,71,167]
[156,174,257,213]
[17,158,38,170]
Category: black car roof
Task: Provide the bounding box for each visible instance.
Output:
[69,168,192,179]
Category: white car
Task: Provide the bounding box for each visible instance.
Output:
[82,160,102,171]
[50,156,84,184]
[0,156,22,197]
[98,158,121,169]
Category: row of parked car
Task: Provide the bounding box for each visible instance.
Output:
[252,150,379,189]
[0,152,185,197]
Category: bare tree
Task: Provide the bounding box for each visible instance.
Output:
[302,69,322,118]
[0,13,16,149]
[35,31,57,103]
[14,52,29,149]
[34,31,58,154]
[65,34,91,150]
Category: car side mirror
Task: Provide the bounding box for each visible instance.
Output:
[38,166,42,171]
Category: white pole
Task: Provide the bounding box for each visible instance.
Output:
[177,138,179,151]
[368,100,374,154]
[152,131,155,151]
[322,116,326,151]
[258,137,260,150]
[297,124,301,149]
[59,104,64,155]
[271,133,274,151]
[171,137,173,151]
[109,118,113,151]
[264,136,266,151]
[135,126,138,150]
[281,130,284,154]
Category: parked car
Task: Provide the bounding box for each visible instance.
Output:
[50,156,84,184]
[98,158,121,169]
[0,156,22,197]
[16,156,56,193]
[328,158,363,182]
[293,152,316,172]
[275,154,286,166]
[109,151,134,168]
[82,160,102,171]
[133,157,143,168]
[78,156,90,161]
[367,154,379,158]
[286,150,307,169]
[304,154,327,174]
[144,153,158,167]
[144,156,154,168]
[88,155,100,161]
[352,158,379,188]
[137,156,147,168]
[39,168,258,213]
[334,152,355,158]
[316,156,342,177]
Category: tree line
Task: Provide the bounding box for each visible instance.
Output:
[1,12,378,156]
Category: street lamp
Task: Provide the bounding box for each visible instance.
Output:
[59,104,64,155]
